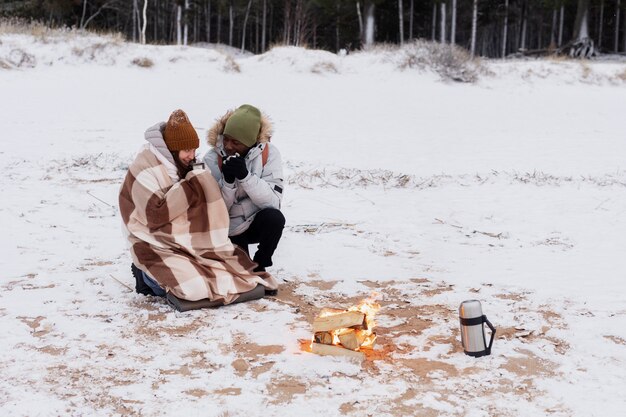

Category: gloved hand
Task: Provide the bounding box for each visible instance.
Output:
[225,156,249,180]
[221,159,237,183]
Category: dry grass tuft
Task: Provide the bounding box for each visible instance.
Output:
[580,62,592,79]
[396,40,486,83]
[6,48,36,68]
[0,18,47,36]
[618,69,626,82]
[223,54,241,73]
[71,42,119,64]
[547,54,571,63]
[0,58,12,70]
[268,41,310,50]
[0,18,123,44]
[287,165,626,190]
[311,61,338,74]
[131,57,154,68]
[365,42,400,53]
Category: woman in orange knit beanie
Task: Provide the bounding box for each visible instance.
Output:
[162,109,200,179]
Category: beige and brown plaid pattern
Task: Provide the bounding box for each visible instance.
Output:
[119,147,277,303]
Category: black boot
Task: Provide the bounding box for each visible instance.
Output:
[252,265,277,296]
[131,263,156,296]
[265,288,278,296]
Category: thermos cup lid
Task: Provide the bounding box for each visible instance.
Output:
[459,299,483,319]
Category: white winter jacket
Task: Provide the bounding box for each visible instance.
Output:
[202,109,284,236]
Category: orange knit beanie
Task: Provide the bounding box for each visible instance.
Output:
[163,109,199,151]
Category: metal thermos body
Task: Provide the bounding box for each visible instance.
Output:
[459,300,496,357]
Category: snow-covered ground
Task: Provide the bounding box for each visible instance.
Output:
[1,30,625,416]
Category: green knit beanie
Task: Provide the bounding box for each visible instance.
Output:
[223,104,261,148]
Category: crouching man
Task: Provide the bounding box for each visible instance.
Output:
[119,109,277,309]
[203,104,285,273]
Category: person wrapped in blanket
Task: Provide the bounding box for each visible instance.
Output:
[118,109,277,310]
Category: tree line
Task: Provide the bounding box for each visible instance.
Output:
[1,0,625,58]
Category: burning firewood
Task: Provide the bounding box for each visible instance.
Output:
[312,311,365,333]
[314,332,333,345]
[309,296,380,358]
[337,329,366,351]
[311,342,366,360]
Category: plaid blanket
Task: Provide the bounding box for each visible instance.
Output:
[119,146,278,303]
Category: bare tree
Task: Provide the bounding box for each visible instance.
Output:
[79,0,118,30]
[295,0,308,46]
[206,0,211,42]
[261,0,267,51]
[364,1,375,47]
[183,0,189,45]
[255,4,259,51]
[502,0,509,57]
[132,0,138,41]
[398,0,404,45]
[451,0,456,44]
[550,5,557,47]
[616,0,621,52]
[283,0,291,44]
[570,0,594,57]
[229,0,234,46]
[241,0,253,51]
[141,0,148,44]
[573,0,590,40]
[80,0,88,30]
[520,0,527,50]
[440,1,446,44]
[217,5,222,44]
[357,1,363,41]
[470,0,477,57]
[409,0,414,40]
[336,1,340,50]
[431,1,437,41]
[558,1,564,46]
[597,0,604,49]
[176,3,182,45]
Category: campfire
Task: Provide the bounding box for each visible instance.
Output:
[310,297,381,360]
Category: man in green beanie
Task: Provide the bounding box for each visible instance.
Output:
[202,105,285,277]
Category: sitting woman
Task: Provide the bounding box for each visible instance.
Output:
[118,109,277,309]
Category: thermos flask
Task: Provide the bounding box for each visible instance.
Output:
[459,300,496,357]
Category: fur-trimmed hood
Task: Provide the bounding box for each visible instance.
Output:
[207,108,273,147]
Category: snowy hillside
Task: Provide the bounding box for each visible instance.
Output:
[1,28,626,417]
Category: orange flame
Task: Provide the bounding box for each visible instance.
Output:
[348,293,381,349]
[311,293,381,351]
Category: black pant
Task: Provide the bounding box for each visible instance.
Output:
[229,208,285,269]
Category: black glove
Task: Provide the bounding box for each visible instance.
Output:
[222,159,236,183]
[225,156,248,180]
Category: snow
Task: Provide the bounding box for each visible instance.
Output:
[1,30,625,416]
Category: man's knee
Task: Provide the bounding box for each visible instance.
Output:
[257,208,285,229]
